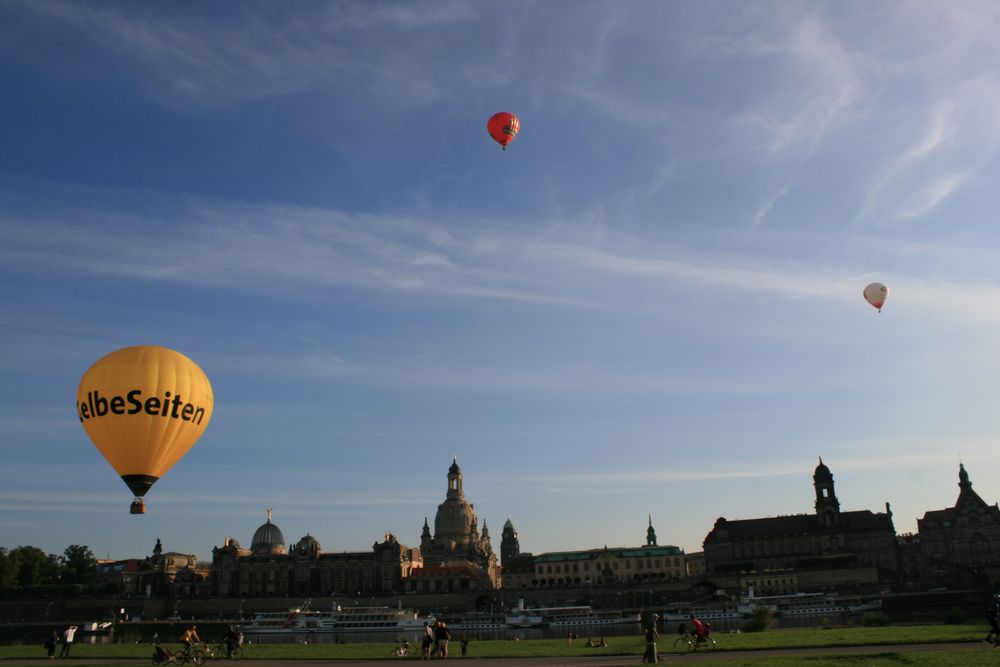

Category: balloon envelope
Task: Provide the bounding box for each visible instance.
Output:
[77,345,213,504]
[863,282,889,311]
[487,112,520,149]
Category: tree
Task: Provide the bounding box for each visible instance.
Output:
[0,548,11,588]
[8,546,61,588]
[61,545,97,586]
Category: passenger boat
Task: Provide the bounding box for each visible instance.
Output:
[660,606,748,622]
[237,605,434,637]
[505,604,640,629]
[440,611,509,631]
[662,591,880,622]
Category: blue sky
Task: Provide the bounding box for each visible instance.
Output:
[3,1,1000,563]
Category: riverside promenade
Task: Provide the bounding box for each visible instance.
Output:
[11,641,986,666]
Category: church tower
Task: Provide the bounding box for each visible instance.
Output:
[814,457,841,526]
[646,515,658,546]
[500,517,520,564]
[420,517,432,554]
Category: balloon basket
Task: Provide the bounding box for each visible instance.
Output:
[130,499,146,515]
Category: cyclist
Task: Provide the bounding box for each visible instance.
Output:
[180,625,201,656]
[689,613,709,645]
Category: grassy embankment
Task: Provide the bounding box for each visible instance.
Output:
[0,623,987,661]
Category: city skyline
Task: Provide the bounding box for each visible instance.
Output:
[3,2,1000,562]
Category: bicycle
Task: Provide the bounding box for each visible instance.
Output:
[176,644,207,666]
[205,642,244,661]
[672,634,716,653]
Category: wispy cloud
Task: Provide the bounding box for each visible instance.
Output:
[751,183,791,228]
[517,451,957,491]
[12,0,473,108]
[4,181,1000,326]
[859,87,1000,223]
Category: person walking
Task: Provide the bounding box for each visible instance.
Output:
[421,621,434,659]
[433,620,452,658]
[58,625,77,659]
[642,614,659,663]
[44,630,58,659]
[986,594,1000,647]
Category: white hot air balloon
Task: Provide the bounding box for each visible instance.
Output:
[863,282,889,312]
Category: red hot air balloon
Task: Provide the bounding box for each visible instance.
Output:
[487,112,520,150]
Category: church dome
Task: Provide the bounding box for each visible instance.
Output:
[251,510,286,556]
[435,496,476,541]
[294,533,320,556]
[813,457,832,480]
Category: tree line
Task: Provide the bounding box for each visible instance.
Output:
[0,545,98,595]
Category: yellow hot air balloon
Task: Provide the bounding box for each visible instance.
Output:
[76,345,213,514]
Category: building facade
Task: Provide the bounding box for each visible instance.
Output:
[522,518,685,588]
[210,510,420,597]
[702,458,899,593]
[917,464,1000,587]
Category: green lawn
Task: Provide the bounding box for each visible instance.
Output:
[691,649,993,666]
[0,624,988,661]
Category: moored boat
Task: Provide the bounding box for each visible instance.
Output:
[237,605,434,638]
[505,602,639,629]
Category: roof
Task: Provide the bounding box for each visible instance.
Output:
[706,510,893,541]
[533,545,683,563]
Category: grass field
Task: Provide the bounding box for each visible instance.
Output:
[0,624,989,661]
[692,649,993,666]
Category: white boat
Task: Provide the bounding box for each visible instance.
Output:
[506,604,640,629]
[747,592,881,617]
[238,605,434,637]
[442,612,509,631]
[661,607,748,622]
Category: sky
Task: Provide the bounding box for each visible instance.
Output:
[3,1,1000,564]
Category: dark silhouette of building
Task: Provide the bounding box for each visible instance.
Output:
[702,458,898,593]
[917,463,1000,587]
[501,517,520,565]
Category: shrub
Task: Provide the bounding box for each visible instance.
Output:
[862,612,889,626]
[944,607,967,625]
[744,605,775,632]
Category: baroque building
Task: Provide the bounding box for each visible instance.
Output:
[210,510,420,597]
[132,538,209,597]
[500,517,520,565]
[702,458,899,593]
[418,458,498,580]
[502,517,685,589]
[917,463,1000,587]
